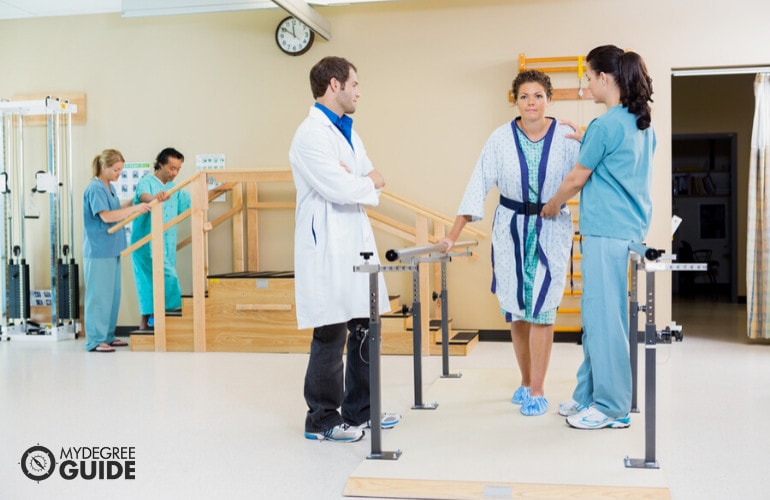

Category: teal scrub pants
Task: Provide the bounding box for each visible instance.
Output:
[132,243,182,316]
[571,235,632,418]
[84,257,121,351]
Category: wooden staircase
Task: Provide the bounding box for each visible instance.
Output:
[381,311,478,356]
[114,169,486,355]
[130,274,477,355]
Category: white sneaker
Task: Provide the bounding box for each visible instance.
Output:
[558,398,586,417]
[304,423,364,442]
[353,412,402,430]
[566,405,631,429]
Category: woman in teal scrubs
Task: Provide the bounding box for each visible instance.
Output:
[542,45,655,429]
[83,149,150,352]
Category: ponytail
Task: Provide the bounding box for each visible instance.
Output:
[92,149,125,178]
[617,51,653,130]
[586,45,654,130]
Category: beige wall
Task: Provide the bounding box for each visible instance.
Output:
[2,0,769,329]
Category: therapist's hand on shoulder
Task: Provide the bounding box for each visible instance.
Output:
[561,120,584,142]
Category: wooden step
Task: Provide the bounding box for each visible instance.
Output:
[130,275,472,355]
[430,330,478,356]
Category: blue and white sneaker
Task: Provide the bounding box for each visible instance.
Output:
[304,423,364,442]
[558,398,587,416]
[566,406,630,429]
[511,386,530,405]
[520,396,548,416]
[352,412,402,430]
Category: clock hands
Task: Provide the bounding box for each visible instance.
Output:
[276,16,313,55]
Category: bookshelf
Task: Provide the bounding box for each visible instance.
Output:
[671,133,737,301]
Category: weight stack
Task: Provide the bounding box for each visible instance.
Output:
[57,259,80,320]
[7,259,30,320]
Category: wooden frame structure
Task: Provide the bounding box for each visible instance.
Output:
[510,52,594,102]
[111,169,486,353]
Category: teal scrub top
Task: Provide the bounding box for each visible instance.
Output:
[83,177,127,258]
[578,105,656,242]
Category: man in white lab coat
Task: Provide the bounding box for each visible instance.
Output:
[290,56,398,442]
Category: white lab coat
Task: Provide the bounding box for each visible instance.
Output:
[290,106,390,330]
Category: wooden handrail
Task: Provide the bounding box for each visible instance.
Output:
[379,189,485,238]
[107,173,200,234]
[119,182,237,256]
[137,168,487,353]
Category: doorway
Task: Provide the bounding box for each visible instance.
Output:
[671,73,754,303]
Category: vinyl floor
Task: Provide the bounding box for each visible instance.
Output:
[1,298,768,500]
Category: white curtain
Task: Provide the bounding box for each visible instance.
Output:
[747,73,770,339]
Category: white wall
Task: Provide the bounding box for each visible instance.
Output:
[2,0,769,328]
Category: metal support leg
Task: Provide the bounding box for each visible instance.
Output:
[625,270,660,469]
[439,260,460,379]
[411,262,438,410]
[629,258,640,413]
[365,266,401,461]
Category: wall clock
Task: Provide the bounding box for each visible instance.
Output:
[275,16,314,56]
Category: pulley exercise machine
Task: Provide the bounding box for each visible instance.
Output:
[0,97,80,341]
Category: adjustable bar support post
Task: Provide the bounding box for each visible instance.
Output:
[625,269,660,469]
[629,256,641,413]
[410,259,438,410]
[356,253,401,461]
[439,259,460,379]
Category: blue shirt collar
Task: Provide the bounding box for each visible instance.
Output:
[314,102,354,149]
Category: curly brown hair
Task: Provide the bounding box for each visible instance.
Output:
[512,69,553,101]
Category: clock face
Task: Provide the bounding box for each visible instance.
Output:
[275,16,314,56]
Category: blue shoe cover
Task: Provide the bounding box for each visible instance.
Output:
[520,396,549,416]
[511,386,530,405]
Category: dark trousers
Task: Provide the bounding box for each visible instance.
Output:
[304,318,370,433]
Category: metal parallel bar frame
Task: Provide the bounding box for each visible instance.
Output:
[354,241,476,460]
[354,257,407,461]
[625,243,706,470]
[386,240,477,402]
[438,259,459,379]
[628,256,640,413]
[385,239,477,263]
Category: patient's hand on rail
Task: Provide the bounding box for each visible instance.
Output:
[155,191,170,202]
[134,202,151,214]
[438,238,454,254]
